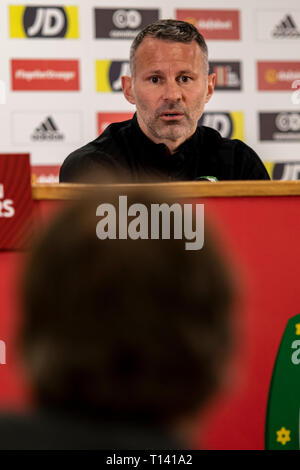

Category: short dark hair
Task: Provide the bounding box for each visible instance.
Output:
[21,189,234,425]
[130,19,209,76]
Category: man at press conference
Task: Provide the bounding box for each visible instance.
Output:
[59,19,270,183]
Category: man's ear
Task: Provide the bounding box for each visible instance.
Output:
[205,73,216,103]
[122,76,136,105]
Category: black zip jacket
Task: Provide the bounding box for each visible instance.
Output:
[59,114,270,183]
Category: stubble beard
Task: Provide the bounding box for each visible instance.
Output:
[142,109,196,144]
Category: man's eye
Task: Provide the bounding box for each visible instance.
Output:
[150,76,159,83]
[180,76,190,83]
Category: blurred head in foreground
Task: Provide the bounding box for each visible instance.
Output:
[20,188,235,447]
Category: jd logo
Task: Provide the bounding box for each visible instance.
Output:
[273,163,300,180]
[109,62,130,91]
[199,113,233,138]
[95,60,130,92]
[23,7,67,37]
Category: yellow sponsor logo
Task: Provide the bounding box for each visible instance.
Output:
[230,111,244,140]
[95,60,112,92]
[263,162,275,178]
[201,112,244,139]
[9,5,79,38]
[64,6,79,38]
[9,6,26,38]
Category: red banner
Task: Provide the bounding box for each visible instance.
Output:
[0,154,33,250]
[97,112,134,135]
[11,59,80,91]
[176,9,240,40]
[257,61,300,90]
[31,165,60,184]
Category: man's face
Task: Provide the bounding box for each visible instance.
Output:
[122,38,215,152]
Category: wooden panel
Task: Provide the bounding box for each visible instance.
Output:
[32,181,300,200]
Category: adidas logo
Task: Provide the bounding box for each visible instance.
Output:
[272,14,300,38]
[31,116,64,141]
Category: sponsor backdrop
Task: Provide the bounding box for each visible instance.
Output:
[1,0,300,182]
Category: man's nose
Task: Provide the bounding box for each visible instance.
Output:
[162,80,182,101]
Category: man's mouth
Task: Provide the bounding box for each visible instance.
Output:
[160,112,184,120]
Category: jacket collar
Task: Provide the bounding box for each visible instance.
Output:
[130,113,202,177]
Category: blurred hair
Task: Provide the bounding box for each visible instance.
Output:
[130,19,209,76]
[21,188,234,424]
